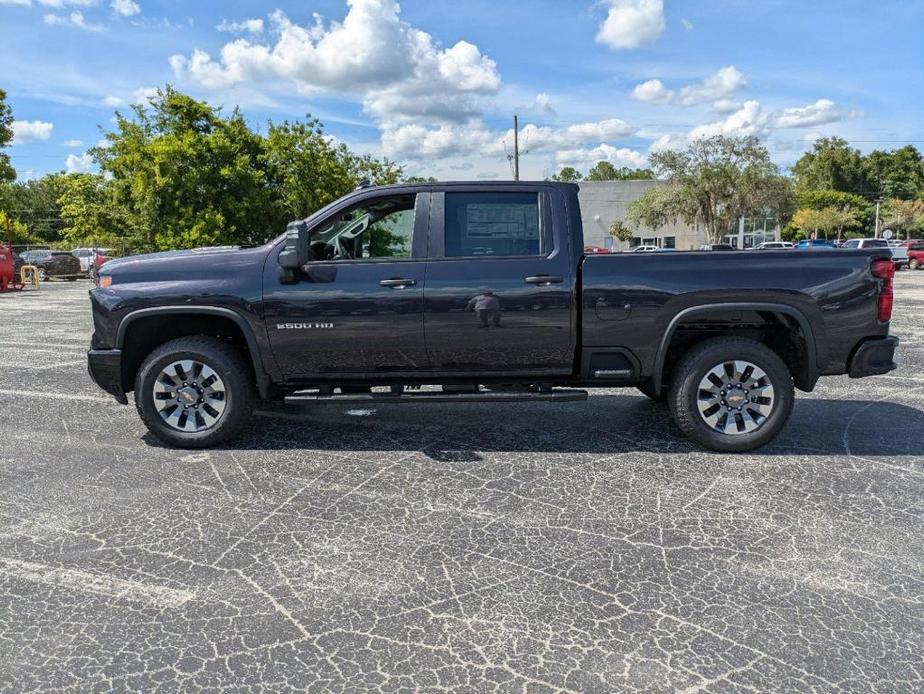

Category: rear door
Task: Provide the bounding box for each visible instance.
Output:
[423,186,575,374]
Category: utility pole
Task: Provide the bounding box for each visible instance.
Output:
[513,114,520,181]
[874,198,881,238]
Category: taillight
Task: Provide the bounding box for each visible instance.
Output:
[871,258,894,322]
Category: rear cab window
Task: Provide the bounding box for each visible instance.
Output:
[443,192,552,258]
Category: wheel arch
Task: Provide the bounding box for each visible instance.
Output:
[116,306,271,398]
[652,302,818,393]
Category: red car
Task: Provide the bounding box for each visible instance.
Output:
[904,240,924,270]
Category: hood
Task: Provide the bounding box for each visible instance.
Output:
[103,245,242,271]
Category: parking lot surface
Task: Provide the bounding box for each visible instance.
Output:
[1,276,923,692]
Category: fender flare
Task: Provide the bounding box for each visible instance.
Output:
[651,302,818,392]
[116,306,271,398]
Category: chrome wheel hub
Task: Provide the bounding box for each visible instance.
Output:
[153,359,227,433]
[697,360,775,436]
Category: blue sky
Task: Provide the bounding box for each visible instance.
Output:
[3,0,923,181]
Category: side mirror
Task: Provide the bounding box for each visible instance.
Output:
[278,220,308,284]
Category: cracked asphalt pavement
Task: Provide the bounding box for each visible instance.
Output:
[1,275,923,692]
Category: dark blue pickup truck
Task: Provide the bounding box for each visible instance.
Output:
[88,182,898,451]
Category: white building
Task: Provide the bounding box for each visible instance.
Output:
[576,180,780,250]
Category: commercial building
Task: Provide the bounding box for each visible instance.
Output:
[576,180,780,250]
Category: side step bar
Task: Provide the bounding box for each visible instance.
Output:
[285,389,588,406]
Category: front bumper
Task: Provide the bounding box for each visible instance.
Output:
[87,349,128,404]
[848,336,899,378]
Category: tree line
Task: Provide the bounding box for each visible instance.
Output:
[550,135,924,244]
[0,87,403,252]
[3,85,924,251]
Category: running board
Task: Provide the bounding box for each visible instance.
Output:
[285,389,588,406]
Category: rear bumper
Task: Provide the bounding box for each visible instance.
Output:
[87,349,128,404]
[848,336,898,378]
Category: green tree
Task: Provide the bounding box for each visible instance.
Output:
[608,220,633,243]
[586,161,655,181]
[790,189,872,237]
[791,137,868,197]
[0,88,15,183]
[402,175,439,183]
[57,173,133,249]
[0,210,37,245]
[1,174,69,244]
[627,135,794,243]
[550,166,583,182]
[882,198,924,240]
[863,145,924,200]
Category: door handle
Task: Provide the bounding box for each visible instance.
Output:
[380,278,417,288]
[525,275,563,285]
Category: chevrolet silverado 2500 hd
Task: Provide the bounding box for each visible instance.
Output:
[88,182,898,451]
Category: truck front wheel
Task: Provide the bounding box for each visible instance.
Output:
[134,336,254,449]
[667,337,794,452]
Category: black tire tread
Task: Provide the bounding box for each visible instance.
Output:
[667,336,794,452]
[134,336,254,449]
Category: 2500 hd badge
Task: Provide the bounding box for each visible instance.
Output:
[276,323,334,330]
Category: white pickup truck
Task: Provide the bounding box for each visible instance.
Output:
[841,238,909,268]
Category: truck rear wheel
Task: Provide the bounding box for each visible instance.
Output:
[134,336,254,449]
[667,337,794,452]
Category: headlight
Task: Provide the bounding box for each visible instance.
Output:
[98,275,113,289]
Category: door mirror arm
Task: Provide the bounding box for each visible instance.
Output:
[278,220,309,284]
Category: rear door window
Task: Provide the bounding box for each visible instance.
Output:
[444,192,551,258]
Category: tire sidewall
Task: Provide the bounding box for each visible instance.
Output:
[670,340,794,452]
[135,341,250,448]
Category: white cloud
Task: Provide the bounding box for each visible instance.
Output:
[44,9,104,30]
[102,95,124,107]
[534,92,555,115]
[678,66,746,106]
[63,139,83,147]
[12,120,54,144]
[771,98,850,129]
[170,2,500,124]
[65,152,93,173]
[688,100,769,139]
[712,99,741,113]
[596,0,664,50]
[555,143,647,168]
[381,117,636,161]
[683,98,855,142]
[132,86,158,104]
[216,17,263,34]
[680,18,694,31]
[110,0,138,17]
[630,79,673,104]
[0,0,32,5]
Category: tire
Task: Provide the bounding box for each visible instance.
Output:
[667,337,794,452]
[910,258,920,270]
[636,382,666,402]
[134,336,254,449]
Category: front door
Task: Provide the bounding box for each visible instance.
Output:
[423,188,575,374]
[263,192,430,378]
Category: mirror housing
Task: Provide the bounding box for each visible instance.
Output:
[278,220,308,284]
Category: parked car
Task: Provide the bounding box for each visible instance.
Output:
[795,239,838,249]
[905,240,924,270]
[584,245,611,254]
[842,238,907,268]
[72,247,112,275]
[626,245,660,252]
[755,241,794,250]
[88,181,898,454]
[20,249,81,280]
[698,243,735,251]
